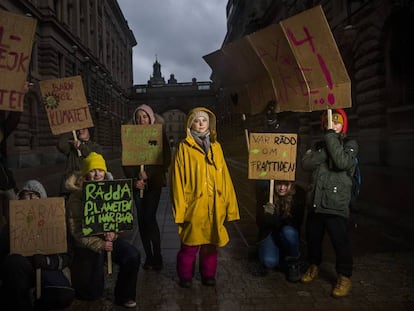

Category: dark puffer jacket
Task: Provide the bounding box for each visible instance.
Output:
[302,129,358,218]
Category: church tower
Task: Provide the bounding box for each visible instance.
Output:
[148,56,166,86]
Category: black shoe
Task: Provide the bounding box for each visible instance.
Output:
[152,255,163,271]
[201,277,216,286]
[286,262,301,283]
[179,278,192,288]
[143,258,153,270]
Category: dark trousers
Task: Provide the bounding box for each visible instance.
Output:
[134,187,162,261]
[71,239,140,303]
[1,254,35,311]
[1,254,74,311]
[305,212,353,277]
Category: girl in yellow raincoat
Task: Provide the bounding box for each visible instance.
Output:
[170,107,240,288]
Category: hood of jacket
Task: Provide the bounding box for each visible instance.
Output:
[185,107,217,142]
[132,104,155,124]
[18,180,47,198]
[321,108,348,134]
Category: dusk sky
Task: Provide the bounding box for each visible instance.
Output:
[117,0,228,84]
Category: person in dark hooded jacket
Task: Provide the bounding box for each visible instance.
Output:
[301,108,358,298]
[122,104,171,271]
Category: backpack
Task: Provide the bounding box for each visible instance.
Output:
[349,157,361,211]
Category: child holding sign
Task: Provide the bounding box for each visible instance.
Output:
[66,152,140,308]
[0,180,74,311]
[170,107,240,288]
[301,109,358,298]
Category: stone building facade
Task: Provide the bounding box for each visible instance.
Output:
[222,0,414,230]
[0,0,136,195]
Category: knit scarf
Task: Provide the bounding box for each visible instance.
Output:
[191,130,211,153]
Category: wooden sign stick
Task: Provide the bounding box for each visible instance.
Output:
[139,165,144,198]
[72,130,82,157]
[107,251,113,274]
[269,180,275,204]
[327,109,332,129]
[36,268,41,299]
[242,114,250,151]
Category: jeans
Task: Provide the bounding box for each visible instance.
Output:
[258,225,300,269]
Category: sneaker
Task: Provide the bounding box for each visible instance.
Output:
[178,278,192,288]
[201,277,216,286]
[332,275,352,298]
[123,300,137,308]
[301,264,319,283]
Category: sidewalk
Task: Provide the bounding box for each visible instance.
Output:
[65,158,414,311]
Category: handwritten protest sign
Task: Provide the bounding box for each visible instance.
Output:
[248,133,297,181]
[121,124,163,166]
[0,9,37,112]
[203,5,350,115]
[82,179,133,236]
[9,198,67,256]
[39,75,93,135]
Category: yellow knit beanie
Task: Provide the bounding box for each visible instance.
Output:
[82,152,107,176]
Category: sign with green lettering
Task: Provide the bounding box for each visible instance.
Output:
[121,124,163,166]
[248,133,298,181]
[81,179,133,236]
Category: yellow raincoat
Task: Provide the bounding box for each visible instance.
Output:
[170,107,239,247]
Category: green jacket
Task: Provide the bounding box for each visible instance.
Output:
[302,130,358,218]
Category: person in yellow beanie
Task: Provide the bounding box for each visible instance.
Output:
[65,152,140,308]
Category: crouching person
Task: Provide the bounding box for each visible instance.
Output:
[65,152,140,308]
[256,180,305,282]
[0,180,75,311]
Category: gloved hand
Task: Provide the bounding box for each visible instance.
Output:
[32,254,49,269]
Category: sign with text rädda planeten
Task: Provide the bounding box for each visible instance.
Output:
[248,133,298,181]
[121,124,164,166]
[203,5,351,115]
[9,197,67,256]
[39,75,94,135]
[82,179,133,236]
[0,10,37,112]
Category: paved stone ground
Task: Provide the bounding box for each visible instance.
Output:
[60,157,414,311]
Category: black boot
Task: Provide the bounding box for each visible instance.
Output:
[285,256,301,283]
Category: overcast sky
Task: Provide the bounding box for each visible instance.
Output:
[117,0,228,85]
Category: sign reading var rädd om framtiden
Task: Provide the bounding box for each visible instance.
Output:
[82,179,133,236]
[248,133,298,181]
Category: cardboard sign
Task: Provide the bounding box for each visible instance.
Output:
[39,75,93,135]
[203,5,351,115]
[0,10,37,112]
[248,133,297,181]
[9,197,67,256]
[121,124,163,166]
[82,179,133,236]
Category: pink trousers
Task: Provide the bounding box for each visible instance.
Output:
[176,244,218,280]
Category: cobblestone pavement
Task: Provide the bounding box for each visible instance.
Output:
[61,158,414,311]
